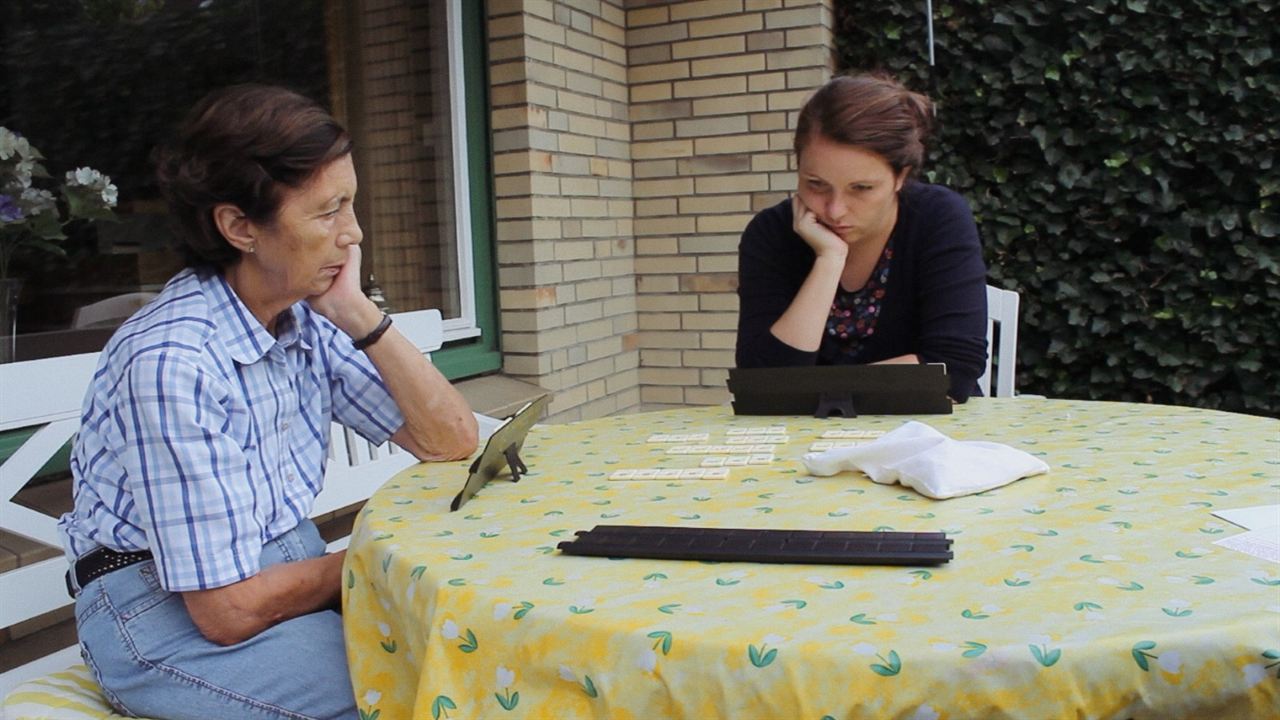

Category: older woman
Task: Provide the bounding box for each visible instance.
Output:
[736,73,988,401]
[57,85,477,719]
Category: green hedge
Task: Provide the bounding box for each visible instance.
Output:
[837,0,1279,416]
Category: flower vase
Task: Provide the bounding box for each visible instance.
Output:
[0,278,21,364]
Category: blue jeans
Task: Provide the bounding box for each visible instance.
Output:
[74,520,356,719]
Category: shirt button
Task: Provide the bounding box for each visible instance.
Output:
[287,471,297,483]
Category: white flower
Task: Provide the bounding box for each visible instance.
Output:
[20,187,54,215]
[496,665,515,689]
[981,605,1002,614]
[0,128,16,160]
[574,597,596,610]
[909,706,940,720]
[1243,663,1268,687]
[406,583,416,602]
[377,622,391,638]
[1165,598,1190,609]
[879,613,898,622]
[1165,575,1187,584]
[558,665,577,682]
[932,642,956,652]
[762,633,785,645]
[852,642,878,656]
[1028,634,1052,645]
[1157,651,1182,673]
[636,648,657,671]
[1085,611,1105,621]
[68,167,102,187]
[102,182,118,206]
[441,619,459,639]
[494,602,512,620]
[725,570,749,579]
[1097,576,1120,586]
[12,159,35,187]
[363,690,381,705]
[0,128,31,161]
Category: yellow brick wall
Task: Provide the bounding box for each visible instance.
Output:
[628,0,834,408]
[488,0,640,422]
[488,0,834,418]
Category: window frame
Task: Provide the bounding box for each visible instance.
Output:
[429,0,500,379]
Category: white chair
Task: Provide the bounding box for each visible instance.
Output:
[70,293,159,329]
[978,284,1020,398]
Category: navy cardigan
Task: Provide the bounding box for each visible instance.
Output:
[735,182,989,401]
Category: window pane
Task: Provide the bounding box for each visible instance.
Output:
[0,0,468,363]
[344,0,462,320]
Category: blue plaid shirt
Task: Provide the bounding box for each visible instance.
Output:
[58,268,404,591]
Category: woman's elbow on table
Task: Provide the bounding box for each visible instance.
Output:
[396,413,479,462]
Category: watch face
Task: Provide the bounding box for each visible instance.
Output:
[451,393,551,512]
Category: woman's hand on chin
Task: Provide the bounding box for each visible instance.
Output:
[792,195,847,261]
[308,245,382,338]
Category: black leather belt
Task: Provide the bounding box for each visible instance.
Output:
[66,546,154,598]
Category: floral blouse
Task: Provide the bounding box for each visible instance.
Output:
[825,239,894,362]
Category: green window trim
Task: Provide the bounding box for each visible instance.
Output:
[433,0,500,381]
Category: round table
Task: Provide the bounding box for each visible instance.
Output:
[343,398,1280,719]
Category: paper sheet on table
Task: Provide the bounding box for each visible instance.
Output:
[1213,525,1280,564]
[1211,504,1280,531]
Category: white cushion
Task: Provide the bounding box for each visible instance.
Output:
[1,664,153,720]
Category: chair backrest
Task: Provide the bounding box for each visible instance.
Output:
[0,309,441,691]
[70,292,159,329]
[978,284,1020,398]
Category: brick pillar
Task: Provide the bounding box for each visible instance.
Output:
[627,0,835,407]
[488,0,834,418]
[488,0,641,422]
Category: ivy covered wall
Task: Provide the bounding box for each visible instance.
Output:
[837,1,1278,416]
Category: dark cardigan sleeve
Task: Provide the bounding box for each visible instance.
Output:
[735,201,819,368]
[908,188,989,401]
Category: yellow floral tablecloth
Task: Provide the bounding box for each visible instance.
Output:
[343,399,1280,719]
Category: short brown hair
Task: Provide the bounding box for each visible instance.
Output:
[794,72,934,178]
[153,84,352,268]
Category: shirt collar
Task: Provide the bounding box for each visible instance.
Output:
[206,272,312,364]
